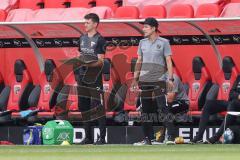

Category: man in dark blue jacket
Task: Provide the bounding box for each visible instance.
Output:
[192,75,240,144]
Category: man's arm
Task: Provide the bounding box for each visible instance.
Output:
[134,55,142,82]
[167,75,179,103]
[166,56,173,80]
[85,54,104,67]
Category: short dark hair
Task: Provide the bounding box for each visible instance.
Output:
[84,13,100,24]
[142,17,158,32]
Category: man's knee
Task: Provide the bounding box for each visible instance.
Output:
[202,100,216,113]
[228,100,240,111]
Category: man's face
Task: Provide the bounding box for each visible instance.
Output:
[142,24,156,37]
[84,19,98,32]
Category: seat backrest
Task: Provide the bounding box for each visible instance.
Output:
[142,5,166,19]
[57,71,78,112]
[96,0,121,12]
[88,6,114,19]
[216,56,238,100]
[187,57,212,111]
[35,59,63,111]
[31,9,65,21]
[168,4,194,18]
[44,0,68,8]
[62,8,88,20]
[7,59,33,111]
[220,3,240,17]
[5,9,34,22]
[70,0,94,8]
[195,3,221,18]
[19,0,43,10]
[123,58,139,111]
[114,6,139,19]
[0,9,6,21]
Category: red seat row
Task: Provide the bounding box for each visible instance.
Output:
[1,1,240,21]
[18,0,121,11]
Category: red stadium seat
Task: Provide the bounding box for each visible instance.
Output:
[62,8,89,20]
[5,9,34,22]
[19,0,43,10]
[195,3,221,18]
[0,60,34,122]
[114,6,139,19]
[27,59,63,121]
[31,9,65,21]
[58,69,79,119]
[141,5,167,19]
[70,0,94,8]
[186,57,212,116]
[0,0,19,12]
[209,57,238,117]
[43,0,68,8]
[88,7,114,19]
[95,0,121,12]
[168,4,194,18]
[220,3,240,17]
[0,9,6,21]
[215,57,238,101]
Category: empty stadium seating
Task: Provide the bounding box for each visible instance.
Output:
[2,0,240,20]
[168,4,194,18]
[95,0,122,12]
[5,9,34,22]
[141,5,167,18]
[0,60,34,122]
[0,0,18,12]
[220,3,240,17]
[70,0,94,8]
[43,0,68,8]
[62,8,89,20]
[88,7,114,19]
[19,0,43,10]
[0,10,6,21]
[27,59,63,121]
[195,3,221,18]
[3,1,240,21]
[114,6,139,19]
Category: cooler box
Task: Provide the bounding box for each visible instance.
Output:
[42,120,74,145]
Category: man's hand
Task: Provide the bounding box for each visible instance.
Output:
[167,80,174,92]
[131,79,139,92]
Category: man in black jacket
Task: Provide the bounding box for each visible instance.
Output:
[192,75,240,144]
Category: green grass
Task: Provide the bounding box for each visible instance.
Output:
[0,144,239,160]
